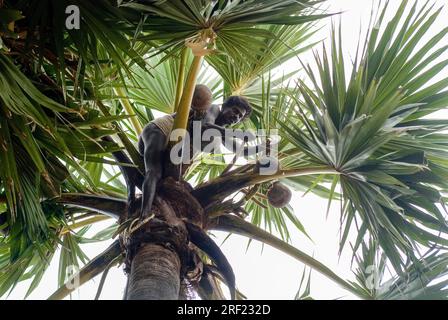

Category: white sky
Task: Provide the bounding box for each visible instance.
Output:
[4,0,448,300]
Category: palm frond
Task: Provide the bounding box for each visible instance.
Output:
[352,240,448,300]
[123,0,331,60]
[279,1,448,272]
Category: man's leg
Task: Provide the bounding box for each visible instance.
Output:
[140,125,167,218]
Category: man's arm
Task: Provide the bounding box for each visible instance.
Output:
[201,104,256,141]
[201,104,220,126]
[102,136,144,202]
[202,122,226,136]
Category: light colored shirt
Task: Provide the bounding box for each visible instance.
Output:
[151,114,175,137]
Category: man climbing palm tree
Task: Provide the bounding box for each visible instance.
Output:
[138,87,254,219]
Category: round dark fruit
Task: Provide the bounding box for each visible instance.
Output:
[267,182,292,208]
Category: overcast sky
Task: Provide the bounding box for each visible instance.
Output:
[4,0,448,300]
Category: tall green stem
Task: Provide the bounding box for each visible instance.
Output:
[171,55,203,141]
[174,48,188,112]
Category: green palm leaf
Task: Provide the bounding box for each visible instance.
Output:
[279,1,448,272]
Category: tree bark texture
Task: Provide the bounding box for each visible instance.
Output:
[127,243,181,300]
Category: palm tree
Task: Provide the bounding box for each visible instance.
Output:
[1,0,448,300]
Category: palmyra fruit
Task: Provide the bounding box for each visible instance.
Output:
[267,181,292,208]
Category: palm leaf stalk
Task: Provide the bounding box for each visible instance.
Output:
[174,48,189,111]
[212,214,366,299]
[114,87,143,136]
[48,241,122,300]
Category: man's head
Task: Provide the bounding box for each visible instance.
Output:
[192,84,213,112]
[216,96,252,126]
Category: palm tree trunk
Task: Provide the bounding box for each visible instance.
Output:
[124,180,198,300]
[126,243,181,300]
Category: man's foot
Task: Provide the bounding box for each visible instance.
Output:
[139,203,152,221]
